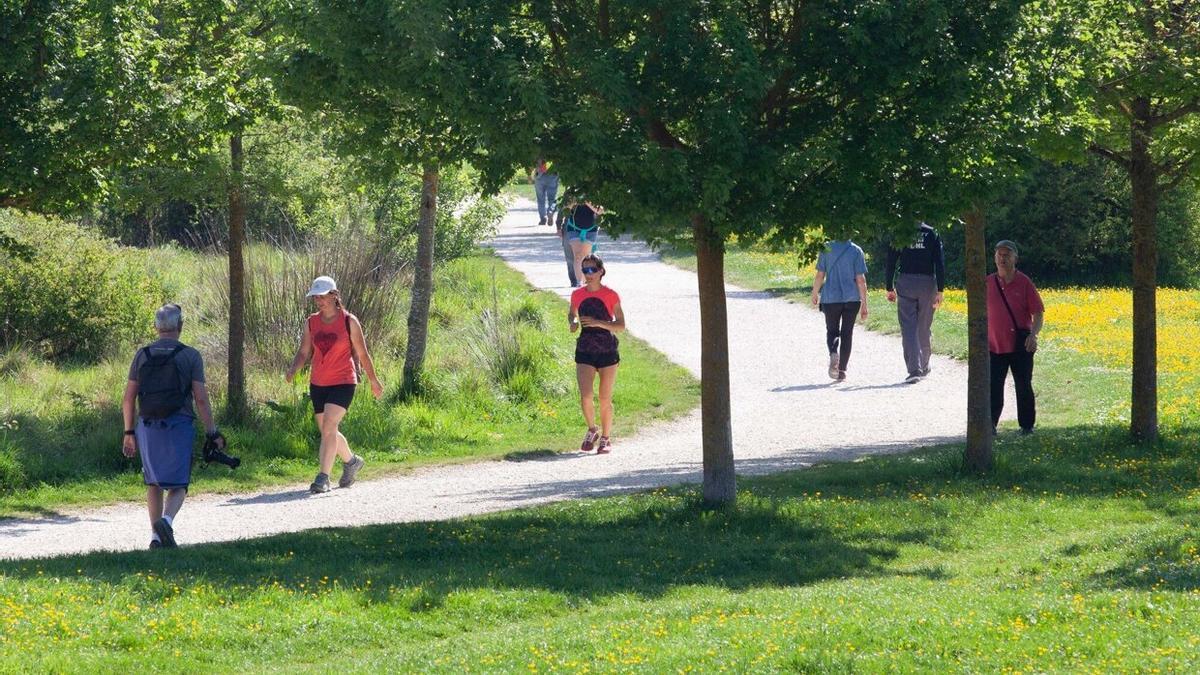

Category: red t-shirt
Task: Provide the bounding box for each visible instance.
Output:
[308,309,358,386]
[571,285,621,354]
[987,272,1044,354]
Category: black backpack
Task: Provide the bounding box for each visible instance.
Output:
[137,344,187,419]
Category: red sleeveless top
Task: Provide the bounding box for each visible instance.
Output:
[307,309,358,386]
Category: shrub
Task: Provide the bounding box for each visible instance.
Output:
[0,210,164,360]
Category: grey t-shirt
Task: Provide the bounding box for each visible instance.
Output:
[127,338,206,418]
[816,241,868,304]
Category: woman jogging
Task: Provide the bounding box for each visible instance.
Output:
[286,275,384,493]
[568,254,625,453]
[564,200,604,284]
[811,239,869,381]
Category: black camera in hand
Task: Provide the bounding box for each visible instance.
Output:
[203,432,240,469]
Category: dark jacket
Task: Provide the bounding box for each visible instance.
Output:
[885,223,946,292]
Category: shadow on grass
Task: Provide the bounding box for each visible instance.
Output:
[0,494,928,606]
[3,423,1197,604]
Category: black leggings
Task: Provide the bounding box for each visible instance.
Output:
[822,302,860,371]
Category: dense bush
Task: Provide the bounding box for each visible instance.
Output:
[0,210,164,360]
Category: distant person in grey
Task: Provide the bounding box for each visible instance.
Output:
[530,156,559,226]
[884,222,945,383]
[811,240,869,381]
[121,303,225,549]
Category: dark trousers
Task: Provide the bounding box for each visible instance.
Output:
[990,350,1036,430]
[822,301,860,371]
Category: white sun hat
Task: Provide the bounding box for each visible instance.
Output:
[305,275,338,297]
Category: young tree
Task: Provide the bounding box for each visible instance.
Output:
[1,0,182,211]
[1040,0,1200,441]
[282,0,541,395]
[524,0,1027,501]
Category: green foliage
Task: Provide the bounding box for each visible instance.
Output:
[0,211,164,360]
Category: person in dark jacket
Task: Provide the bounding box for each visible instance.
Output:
[884,222,946,383]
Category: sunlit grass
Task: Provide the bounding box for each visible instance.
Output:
[2,427,1198,671]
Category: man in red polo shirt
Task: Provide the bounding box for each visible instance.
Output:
[987,239,1045,435]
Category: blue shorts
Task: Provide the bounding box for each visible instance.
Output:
[137,412,195,489]
[566,227,598,243]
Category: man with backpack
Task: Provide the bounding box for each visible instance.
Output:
[121,303,225,549]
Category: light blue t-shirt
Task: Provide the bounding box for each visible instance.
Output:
[816,241,867,304]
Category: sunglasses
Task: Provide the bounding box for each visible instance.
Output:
[581,266,601,275]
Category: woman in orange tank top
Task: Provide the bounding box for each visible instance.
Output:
[286,276,384,493]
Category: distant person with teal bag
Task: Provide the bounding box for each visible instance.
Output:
[811,240,869,381]
[565,199,604,283]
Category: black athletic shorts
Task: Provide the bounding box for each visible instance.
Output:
[575,350,620,369]
[310,383,356,414]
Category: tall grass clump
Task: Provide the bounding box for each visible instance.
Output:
[192,233,410,369]
[0,210,164,360]
[461,274,565,404]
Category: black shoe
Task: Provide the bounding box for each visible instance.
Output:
[920,367,931,376]
[152,518,177,548]
[1019,427,1034,436]
[149,539,163,549]
[538,218,546,225]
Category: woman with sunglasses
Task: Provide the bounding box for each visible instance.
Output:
[286,275,384,493]
[568,254,625,453]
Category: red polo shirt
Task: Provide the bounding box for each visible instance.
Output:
[987,271,1044,354]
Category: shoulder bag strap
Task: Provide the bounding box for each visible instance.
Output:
[994,276,1022,331]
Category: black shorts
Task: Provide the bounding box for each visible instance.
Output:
[310,384,356,414]
[575,350,620,369]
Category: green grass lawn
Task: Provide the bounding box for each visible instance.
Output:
[2,426,1197,671]
[0,251,697,516]
[5,238,1199,671]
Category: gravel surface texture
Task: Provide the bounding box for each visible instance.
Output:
[0,200,1010,559]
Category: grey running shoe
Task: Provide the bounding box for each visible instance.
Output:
[309,473,331,494]
[837,370,846,382]
[152,518,176,548]
[828,353,840,379]
[904,373,922,384]
[920,366,932,376]
[338,455,365,488]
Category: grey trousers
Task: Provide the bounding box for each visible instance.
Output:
[895,273,937,376]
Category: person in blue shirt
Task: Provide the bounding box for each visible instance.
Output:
[811,240,869,381]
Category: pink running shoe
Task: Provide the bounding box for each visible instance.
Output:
[580,427,600,452]
[596,436,612,454]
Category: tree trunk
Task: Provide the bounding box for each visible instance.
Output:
[402,164,439,395]
[962,204,993,472]
[692,214,736,506]
[226,132,247,421]
[1128,97,1158,441]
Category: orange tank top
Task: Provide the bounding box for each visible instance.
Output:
[308,309,358,386]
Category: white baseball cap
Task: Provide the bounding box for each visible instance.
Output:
[305,275,338,297]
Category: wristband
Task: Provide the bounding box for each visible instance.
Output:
[124,430,135,436]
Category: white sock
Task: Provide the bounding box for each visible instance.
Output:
[162,515,173,527]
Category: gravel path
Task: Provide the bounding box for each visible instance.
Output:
[0,201,1009,560]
